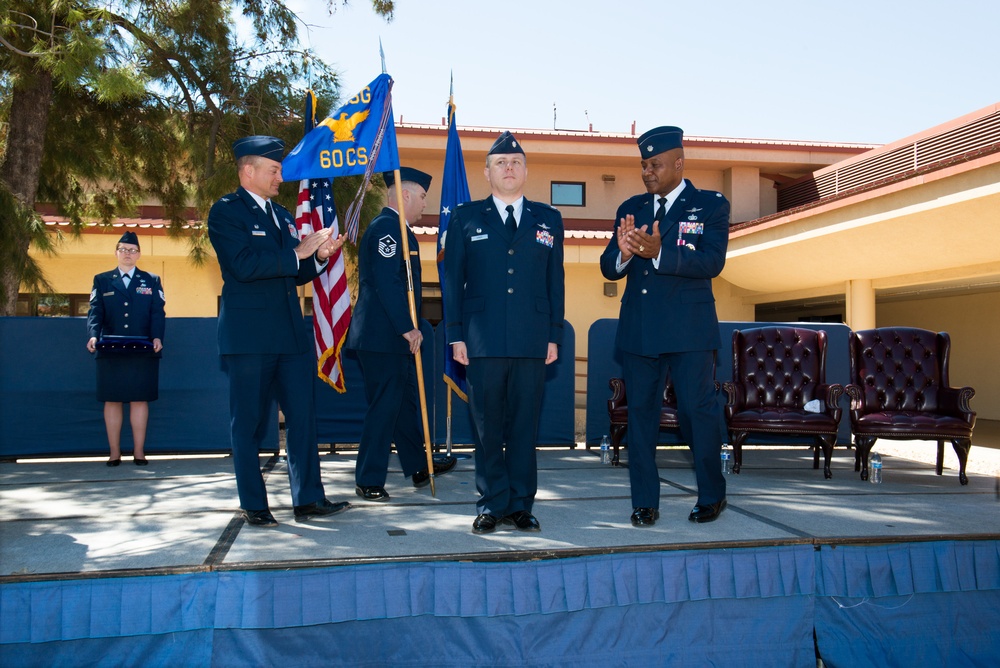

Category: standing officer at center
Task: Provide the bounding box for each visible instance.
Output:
[444,131,565,534]
[600,126,729,527]
[347,167,457,502]
[208,135,351,528]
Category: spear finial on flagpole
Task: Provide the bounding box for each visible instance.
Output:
[379,38,387,74]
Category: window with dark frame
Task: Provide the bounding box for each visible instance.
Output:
[550,181,585,207]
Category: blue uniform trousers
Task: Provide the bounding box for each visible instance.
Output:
[355,350,427,487]
[466,357,545,516]
[223,352,325,511]
[623,350,726,509]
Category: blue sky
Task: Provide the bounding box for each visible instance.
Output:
[289,0,998,145]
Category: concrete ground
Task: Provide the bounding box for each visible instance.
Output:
[2,440,998,580]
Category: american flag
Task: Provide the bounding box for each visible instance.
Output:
[295,91,351,392]
[295,176,351,392]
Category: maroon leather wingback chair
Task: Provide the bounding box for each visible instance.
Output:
[845,327,976,485]
[723,326,843,478]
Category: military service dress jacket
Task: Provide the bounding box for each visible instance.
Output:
[346,207,422,354]
[600,179,730,356]
[444,197,565,358]
[208,187,323,355]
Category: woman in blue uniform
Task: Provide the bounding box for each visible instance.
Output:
[86,231,166,466]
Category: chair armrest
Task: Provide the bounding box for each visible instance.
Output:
[608,378,627,412]
[938,385,976,416]
[814,383,843,421]
[722,381,744,420]
[844,384,862,408]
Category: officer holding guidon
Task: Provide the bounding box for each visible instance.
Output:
[347,167,457,502]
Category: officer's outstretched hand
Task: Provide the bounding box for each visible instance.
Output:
[295,227,333,260]
[628,220,662,260]
[616,214,637,261]
[403,328,422,355]
[316,232,346,261]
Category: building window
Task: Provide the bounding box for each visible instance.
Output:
[17,293,90,317]
[551,182,585,207]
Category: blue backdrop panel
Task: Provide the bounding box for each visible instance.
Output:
[433,321,576,446]
[0,317,258,458]
[313,319,435,445]
[585,319,852,447]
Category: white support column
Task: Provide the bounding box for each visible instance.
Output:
[845,279,876,330]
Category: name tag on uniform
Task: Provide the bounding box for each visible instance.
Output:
[471,234,488,242]
[252,230,267,236]
[103,291,114,297]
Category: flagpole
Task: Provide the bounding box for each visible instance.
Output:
[392,171,437,496]
[446,387,453,457]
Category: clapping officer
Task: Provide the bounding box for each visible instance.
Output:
[599,126,729,527]
[347,167,457,502]
[207,135,351,528]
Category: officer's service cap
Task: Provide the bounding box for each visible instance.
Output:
[487,131,525,156]
[117,231,140,249]
[232,135,285,161]
[384,167,433,192]
[637,126,684,159]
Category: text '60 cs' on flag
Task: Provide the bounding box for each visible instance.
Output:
[283,73,400,243]
[294,91,352,392]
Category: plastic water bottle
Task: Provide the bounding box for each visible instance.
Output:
[600,435,612,464]
[869,451,883,484]
[721,444,734,474]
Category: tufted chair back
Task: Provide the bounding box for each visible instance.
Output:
[723,326,842,478]
[850,327,945,413]
[846,327,976,485]
[732,326,826,409]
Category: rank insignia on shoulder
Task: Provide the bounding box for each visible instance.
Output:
[378,234,397,258]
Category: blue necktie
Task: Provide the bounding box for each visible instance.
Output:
[654,197,668,222]
[504,205,516,236]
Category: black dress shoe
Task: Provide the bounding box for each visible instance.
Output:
[502,510,541,532]
[630,507,660,527]
[293,498,351,522]
[243,509,278,527]
[688,499,727,523]
[412,456,459,488]
[472,513,500,534]
[355,485,390,502]
[134,457,148,466]
[106,458,121,467]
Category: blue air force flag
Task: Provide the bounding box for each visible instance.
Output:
[282,73,400,181]
[437,96,471,401]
